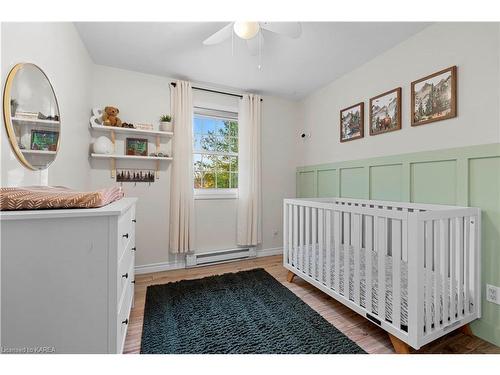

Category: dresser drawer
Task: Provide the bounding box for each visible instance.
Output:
[117,245,135,310]
[117,276,134,353]
[117,205,135,262]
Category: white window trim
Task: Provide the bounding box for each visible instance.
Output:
[193,108,239,199]
[194,188,238,200]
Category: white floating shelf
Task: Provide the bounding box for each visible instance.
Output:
[90,153,172,161]
[21,149,57,155]
[12,117,60,125]
[90,123,173,138]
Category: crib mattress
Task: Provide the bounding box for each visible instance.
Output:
[290,244,465,328]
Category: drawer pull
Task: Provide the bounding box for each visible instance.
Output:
[132,219,136,223]
[131,247,137,251]
[132,280,136,284]
[122,233,129,238]
[122,319,128,325]
[122,273,129,279]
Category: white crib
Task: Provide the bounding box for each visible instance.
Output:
[283,197,481,351]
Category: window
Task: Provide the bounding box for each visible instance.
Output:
[193,107,238,197]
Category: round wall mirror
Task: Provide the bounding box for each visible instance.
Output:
[3,63,61,170]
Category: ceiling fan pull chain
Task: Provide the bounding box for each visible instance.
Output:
[231,28,234,57]
[258,30,262,70]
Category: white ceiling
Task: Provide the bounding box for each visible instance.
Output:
[75,22,430,100]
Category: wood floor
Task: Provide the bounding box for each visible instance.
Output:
[124,255,500,354]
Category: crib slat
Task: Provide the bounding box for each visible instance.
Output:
[318,209,324,284]
[392,219,402,330]
[464,217,470,314]
[283,203,288,265]
[441,218,450,326]
[378,217,386,321]
[456,217,464,318]
[425,220,433,334]
[344,212,351,299]
[450,218,456,321]
[305,206,311,276]
[326,210,332,288]
[299,206,305,271]
[312,208,317,280]
[353,213,361,305]
[288,204,293,266]
[434,220,442,329]
[365,215,373,313]
[293,205,299,268]
[334,210,341,293]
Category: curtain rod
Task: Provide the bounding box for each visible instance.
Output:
[170,82,263,102]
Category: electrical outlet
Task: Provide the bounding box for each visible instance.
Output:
[486,284,500,305]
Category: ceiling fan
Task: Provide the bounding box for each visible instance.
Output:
[202,22,302,57]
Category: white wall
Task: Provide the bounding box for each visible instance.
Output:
[89,65,176,267]
[1,22,93,189]
[89,65,299,267]
[297,23,500,166]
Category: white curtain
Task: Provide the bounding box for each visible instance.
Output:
[237,94,262,246]
[169,80,195,253]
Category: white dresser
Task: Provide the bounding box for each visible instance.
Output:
[0,198,137,353]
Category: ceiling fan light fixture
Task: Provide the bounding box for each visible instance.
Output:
[233,22,260,40]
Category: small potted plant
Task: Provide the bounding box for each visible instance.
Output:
[159,114,172,132]
[10,99,18,117]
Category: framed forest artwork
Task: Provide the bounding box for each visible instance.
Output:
[411,66,457,126]
[340,102,364,142]
[369,87,401,136]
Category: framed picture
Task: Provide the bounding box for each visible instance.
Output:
[126,138,148,156]
[369,87,402,136]
[340,102,364,142]
[30,130,59,151]
[411,66,457,126]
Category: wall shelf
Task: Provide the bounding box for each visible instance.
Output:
[21,149,57,155]
[12,117,60,125]
[90,153,172,161]
[90,123,173,138]
[89,116,173,180]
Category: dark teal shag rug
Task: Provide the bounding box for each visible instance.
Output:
[140,268,366,354]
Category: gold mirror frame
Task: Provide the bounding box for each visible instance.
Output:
[2,63,61,171]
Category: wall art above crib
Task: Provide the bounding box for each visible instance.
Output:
[411,66,457,127]
[369,87,402,136]
[340,102,364,143]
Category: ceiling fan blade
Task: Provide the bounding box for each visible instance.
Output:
[246,33,264,56]
[203,23,233,45]
[260,22,301,38]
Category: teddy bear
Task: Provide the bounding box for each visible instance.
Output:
[102,106,122,127]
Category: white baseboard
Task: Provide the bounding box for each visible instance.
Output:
[135,260,185,274]
[135,247,283,274]
[256,247,283,257]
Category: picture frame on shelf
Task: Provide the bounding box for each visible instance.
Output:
[126,137,148,156]
[340,102,364,142]
[30,129,59,151]
[411,66,457,126]
[369,87,402,136]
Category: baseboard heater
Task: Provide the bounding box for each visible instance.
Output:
[186,247,256,268]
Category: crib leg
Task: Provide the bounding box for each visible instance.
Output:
[388,334,411,354]
[286,271,296,283]
[459,324,473,336]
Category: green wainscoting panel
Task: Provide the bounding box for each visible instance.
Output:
[296,143,500,346]
[297,170,316,198]
[410,160,457,205]
[468,157,500,345]
[369,164,403,201]
[340,167,367,199]
[317,169,337,197]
